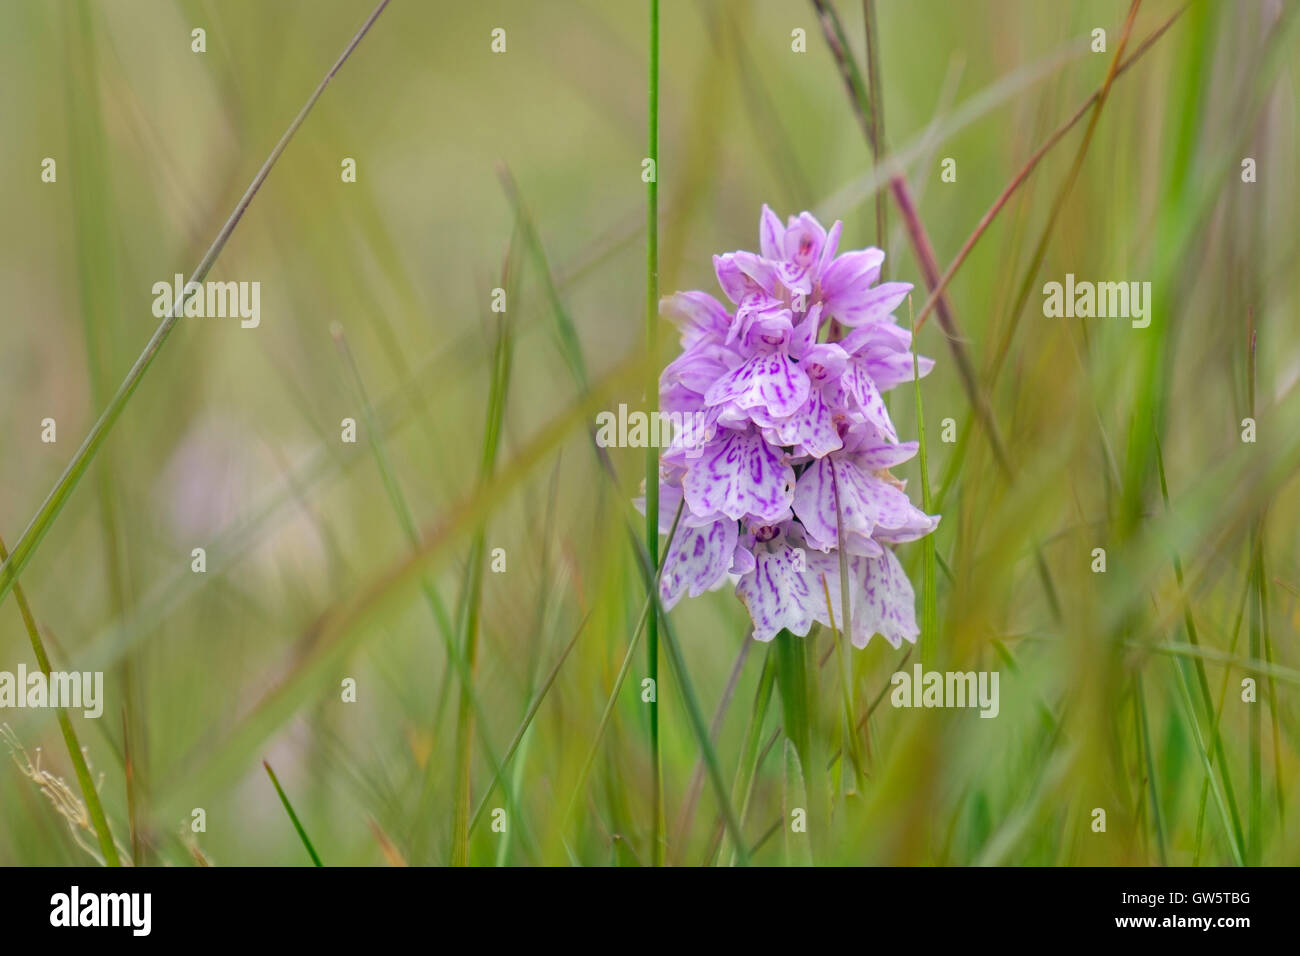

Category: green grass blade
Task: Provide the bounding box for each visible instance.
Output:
[1134,672,1168,865]
[723,646,777,866]
[263,760,322,866]
[470,613,589,833]
[0,533,120,866]
[912,301,938,667]
[645,0,663,868]
[63,0,141,864]
[773,630,827,861]
[655,599,750,866]
[562,502,683,836]
[451,304,515,867]
[1153,434,1245,853]
[1170,649,1245,866]
[332,321,514,863]
[782,738,812,866]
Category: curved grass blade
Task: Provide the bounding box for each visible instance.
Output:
[470,612,590,833]
[0,534,120,866]
[0,0,394,610]
[561,502,683,837]
[722,646,777,867]
[451,303,516,867]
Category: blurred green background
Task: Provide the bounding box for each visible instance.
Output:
[1,0,1297,866]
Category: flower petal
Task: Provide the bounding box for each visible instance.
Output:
[660,518,739,610]
[819,248,883,313]
[852,440,918,470]
[828,280,913,327]
[837,361,897,440]
[816,220,843,277]
[662,342,738,395]
[783,213,826,262]
[714,252,779,305]
[768,386,842,458]
[735,540,820,641]
[859,350,935,392]
[683,427,794,522]
[730,539,757,576]
[759,205,785,260]
[705,351,810,419]
[848,549,919,648]
[635,480,723,535]
[660,291,732,348]
[840,321,913,355]
[793,454,925,551]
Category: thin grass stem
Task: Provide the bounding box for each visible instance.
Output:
[0,0,394,610]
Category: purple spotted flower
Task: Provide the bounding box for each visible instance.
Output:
[644,206,940,649]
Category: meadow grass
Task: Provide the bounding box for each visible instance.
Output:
[0,0,1297,868]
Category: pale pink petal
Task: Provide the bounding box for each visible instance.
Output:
[660,518,739,610]
[660,291,732,348]
[829,281,913,327]
[861,350,935,391]
[759,205,786,260]
[705,351,810,419]
[735,540,820,641]
[840,321,913,355]
[683,427,794,522]
[819,249,883,312]
[848,549,919,648]
[837,361,897,440]
[714,252,779,306]
[793,454,926,552]
[662,342,738,395]
[770,387,842,458]
[853,440,918,470]
[816,220,843,277]
[782,212,827,267]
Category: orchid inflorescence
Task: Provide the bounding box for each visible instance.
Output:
[642,206,940,648]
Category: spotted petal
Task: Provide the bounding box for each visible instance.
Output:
[847,548,919,648]
[792,454,922,553]
[735,539,822,641]
[837,361,897,440]
[660,518,739,610]
[705,351,810,419]
[804,548,920,649]
[766,386,842,458]
[683,427,794,522]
